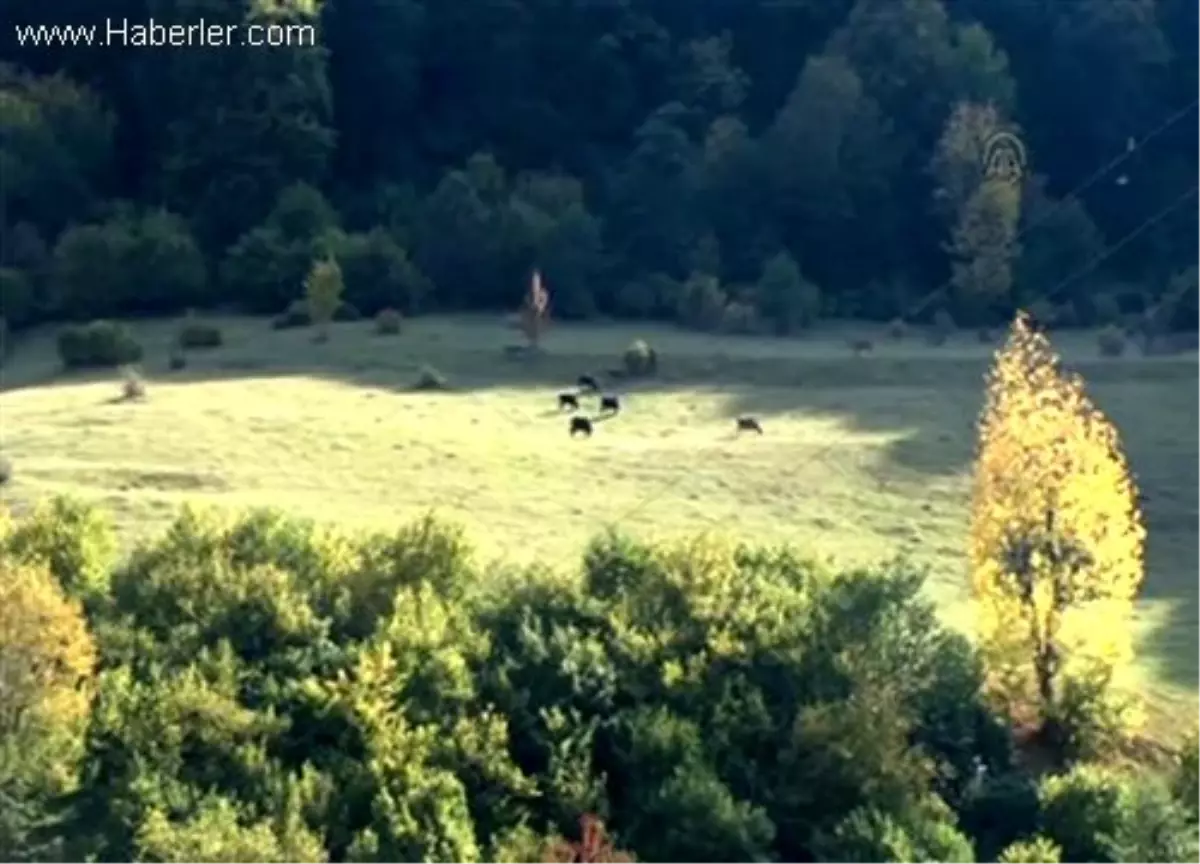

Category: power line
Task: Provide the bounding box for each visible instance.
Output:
[902,91,1200,321]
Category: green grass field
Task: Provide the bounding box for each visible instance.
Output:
[1,314,1196,742]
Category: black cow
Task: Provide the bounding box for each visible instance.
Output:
[599,394,621,414]
[558,392,579,411]
[577,374,600,392]
[570,416,593,437]
[736,416,764,435]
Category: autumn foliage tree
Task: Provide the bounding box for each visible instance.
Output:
[0,547,98,859]
[969,312,1147,760]
[305,256,344,342]
[519,268,551,349]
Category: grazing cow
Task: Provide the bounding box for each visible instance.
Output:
[736,416,764,435]
[599,394,621,414]
[570,416,593,437]
[577,374,600,392]
[558,392,579,411]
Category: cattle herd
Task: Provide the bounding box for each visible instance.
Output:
[557,374,764,438]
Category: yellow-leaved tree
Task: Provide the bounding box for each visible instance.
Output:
[0,542,98,858]
[305,256,344,342]
[970,312,1146,760]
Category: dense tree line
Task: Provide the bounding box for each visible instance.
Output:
[3,499,1197,863]
[0,0,1196,335]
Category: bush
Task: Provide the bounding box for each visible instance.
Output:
[335,227,431,315]
[997,836,1062,863]
[120,366,146,401]
[888,318,907,341]
[413,364,448,391]
[177,318,223,349]
[0,454,11,486]
[623,339,657,378]
[269,298,359,331]
[676,272,727,331]
[2,495,117,600]
[375,308,402,335]
[57,321,143,369]
[928,309,955,346]
[271,299,311,330]
[720,301,759,334]
[1097,325,1126,357]
[960,773,1041,860]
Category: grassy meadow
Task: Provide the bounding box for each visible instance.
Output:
[1,314,1196,743]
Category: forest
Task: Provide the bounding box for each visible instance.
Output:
[1,1,1199,862]
[0,0,1196,335]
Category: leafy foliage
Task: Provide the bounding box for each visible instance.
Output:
[305,258,345,342]
[970,313,1146,760]
[56,321,143,369]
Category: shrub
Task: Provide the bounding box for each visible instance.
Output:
[271,299,311,330]
[1097,325,1126,357]
[1039,765,1198,863]
[720,301,759,334]
[888,318,907,341]
[676,272,727,332]
[375,307,402,335]
[2,495,117,600]
[177,318,223,349]
[305,257,345,341]
[960,773,1041,859]
[757,251,820,334]
[928,309,955,346]
[120,366,146,402]
[57,320,143,369]
[997,836,1062,863]
[622,339,657,378]
[335,227,431,315]
[413,364,448,391]
[0,454,10,486]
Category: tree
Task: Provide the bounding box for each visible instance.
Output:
[970,313,1146,759]
[930,102,1009,221]
[519,269,550,349]
[757,251,820,335]
[947,179,1022,324]
[305,257,344,342]
[0,554,97,860]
